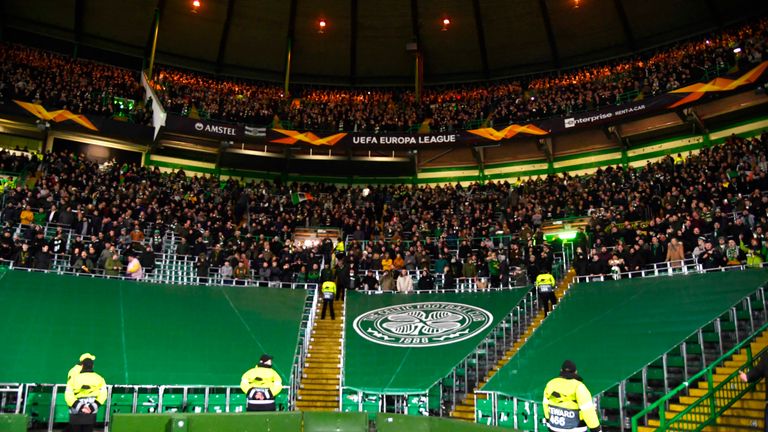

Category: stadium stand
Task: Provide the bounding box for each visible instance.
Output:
[149,19,767,132]
[1,2,768,432]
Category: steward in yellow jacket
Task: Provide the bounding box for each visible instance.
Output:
[543,360,601,432]
[240,354,283,411]
[535,272,557,316]
[65,358,107,432]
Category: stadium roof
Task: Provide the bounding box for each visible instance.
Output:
[2,0,764,85]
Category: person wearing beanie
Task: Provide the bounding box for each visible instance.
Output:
[67,353,96,383]
[543,360,601,432]
[240,354,283,411]
[64,357,107,432]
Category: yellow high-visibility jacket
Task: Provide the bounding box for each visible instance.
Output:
[543,376,600,431]
[65,371,107,408]
[66,364,82,383]
[536,273,556,292]
[240,366,283,398]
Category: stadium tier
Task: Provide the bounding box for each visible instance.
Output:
[0,269,309,386]
[481,270,768,429]
[1,1,768,432]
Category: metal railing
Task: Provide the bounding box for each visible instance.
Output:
[290,287,319,411]
[574,258,722,284]
[631,323,768,431]
[475,262,768,431]
[5,264,318,291]
[9,382,292,432]
[340,286,538,417]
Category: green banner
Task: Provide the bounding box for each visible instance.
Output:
[0,270,308,386]
[483,270,768,401]
[344,289,529,394]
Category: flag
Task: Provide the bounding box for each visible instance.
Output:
[291,192,314,205]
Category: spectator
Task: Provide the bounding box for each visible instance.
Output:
[219,261,233,283]
[126,255,143,280]
[33,244,52,270]
[73,250,94,274]
[666,238,685,266]
[417,269,435,291]
[196,253,210,283]
[104,252,121,276]
[396,269,413,293]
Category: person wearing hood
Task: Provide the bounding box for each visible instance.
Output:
[240,354,283,411]
[543,360,601,432]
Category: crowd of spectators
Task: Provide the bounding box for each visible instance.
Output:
[0,128,765,287]
[0,44,153,125]
[153,18,767,132]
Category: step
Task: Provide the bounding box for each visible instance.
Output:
[668,403,763,419]
[302,369,341,377]
[297,394,340,402]
[450,410,475,420]
[649,415,764,428]
[295,401,339,409]
[679,395,766,410]
[300,383,340,390]
[689,386,765,398]
[304,362,341,369]
[302,375,340,382]
[298,388,339,396]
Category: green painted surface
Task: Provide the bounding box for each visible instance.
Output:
[484,270,768,401]
[0,270,307,385]
[344,289,530,394]
[376,413,517,432]
[0,415,27,432]
[111,414,172,432]
[112,412,303,432]
[304,411,368,432]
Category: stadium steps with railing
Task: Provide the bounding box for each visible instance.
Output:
[637,331,768,432]
[295,299,345,411]
[450,268,577,421]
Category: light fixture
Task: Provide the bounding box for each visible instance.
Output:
[733,47,742,54]
[573,0,581,9]
[441,17,451,31]
[318,18,327,34]
[191,0,200,13]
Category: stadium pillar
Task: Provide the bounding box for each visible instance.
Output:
[284,38,293,97]
[415,52,423,102]
[147,9,161,80]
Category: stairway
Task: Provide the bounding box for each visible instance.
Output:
[450,268,577,421]
[638,331,768,432]
[295,298,345,411]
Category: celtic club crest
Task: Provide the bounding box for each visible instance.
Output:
[353,302,494,347]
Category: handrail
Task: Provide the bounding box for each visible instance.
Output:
[631,322,768,431]
[289,286,318,410]
[480,263,767,430]
[339,293,348,410]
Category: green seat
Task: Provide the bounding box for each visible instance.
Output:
[160,392,183,413]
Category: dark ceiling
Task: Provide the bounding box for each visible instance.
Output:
[1,0,765,86]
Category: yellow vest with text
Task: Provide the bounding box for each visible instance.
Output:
[543,376,600,431]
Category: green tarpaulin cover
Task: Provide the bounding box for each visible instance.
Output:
[0,270,307,385]
[344,289,530,394]
[483,270,768,401]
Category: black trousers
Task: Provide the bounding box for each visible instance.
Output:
[69,413,96,432]
[539,291,557,315]
[321,297,335,319]
[336,284,347,301]
[247,401,275,411]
